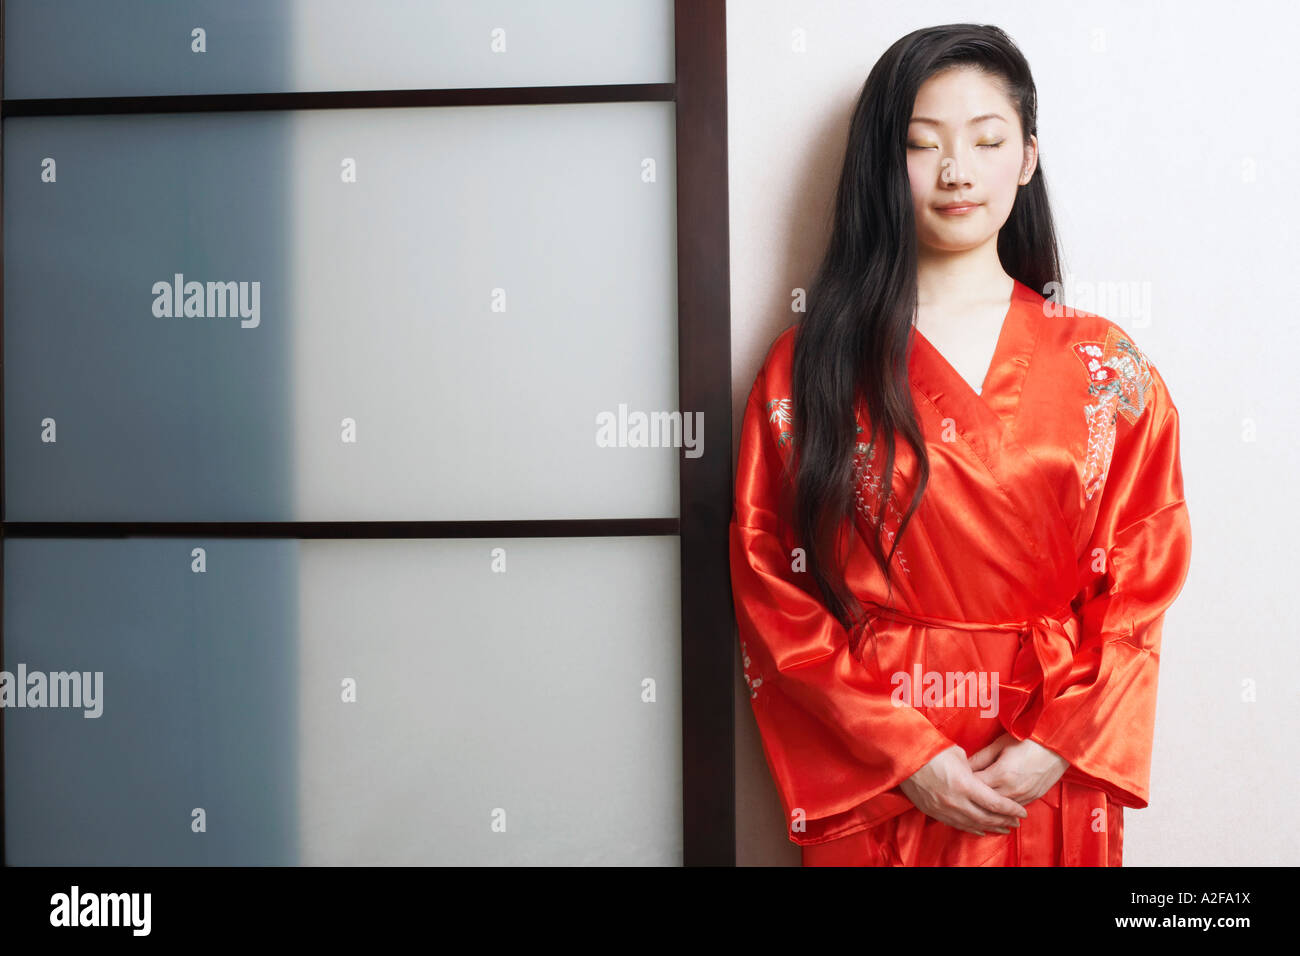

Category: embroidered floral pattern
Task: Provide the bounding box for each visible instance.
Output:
[852,424,911,576]
[765,394,911,575]
[766,398,793,448]
[740,638,763,700]
[1072,327,1153,500]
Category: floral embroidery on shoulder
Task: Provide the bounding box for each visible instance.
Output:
[1071,326,1154,500]
[766,398,793,448]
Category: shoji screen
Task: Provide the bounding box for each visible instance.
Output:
[1,0,733,866]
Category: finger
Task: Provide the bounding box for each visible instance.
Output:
[962,797,1024,829]
[981,816,1019,832]
[969,780,1030,818]
[969,772,1020,814]
[970,809,1021,830]
[959,811,1012,834]
[967,746,998,771]
[967,779,1024,825]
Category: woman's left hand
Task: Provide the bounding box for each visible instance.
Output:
[967,732,1069,806]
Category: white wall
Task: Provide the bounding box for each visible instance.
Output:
[728,0,1300,866]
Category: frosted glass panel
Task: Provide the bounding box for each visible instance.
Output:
[3,535,682,865]
[4,101,680,521]
[3,0,674,99]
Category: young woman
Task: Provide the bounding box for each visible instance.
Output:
[730,24,1192,866]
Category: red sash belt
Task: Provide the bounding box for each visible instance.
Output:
[857,602,1109,865]
[857,600,1080,737]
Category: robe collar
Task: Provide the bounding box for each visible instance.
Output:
[909,277,1039,426]
[853,278,1080,600]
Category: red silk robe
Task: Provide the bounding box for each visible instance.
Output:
[730,279,1192,866]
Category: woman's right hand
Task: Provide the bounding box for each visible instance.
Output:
[899,744,1029,836]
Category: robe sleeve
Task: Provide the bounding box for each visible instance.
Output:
[1027,360,1192,809]
[730,368,955,845]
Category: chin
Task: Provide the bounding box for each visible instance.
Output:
[923,222,993,243]
[921,234,996,254]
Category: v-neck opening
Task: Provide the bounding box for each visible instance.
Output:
[912,278,1030,407]
[896,277,1077,579]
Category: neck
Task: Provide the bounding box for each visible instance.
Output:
[915,238,1013,308]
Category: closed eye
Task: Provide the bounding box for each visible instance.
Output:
[908,142,1004,150]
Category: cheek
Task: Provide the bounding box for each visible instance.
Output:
[988,150,1024,195]
[906,158,931,205]
[974,152,1020,220]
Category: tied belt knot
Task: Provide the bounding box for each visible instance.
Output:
[858,600,1080,738]
[859,601,1111,865]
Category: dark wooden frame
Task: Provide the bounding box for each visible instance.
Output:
[0,0,734,866]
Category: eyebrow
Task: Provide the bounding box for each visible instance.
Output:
[909,113,1008,125]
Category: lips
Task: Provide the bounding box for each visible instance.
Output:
[936,201,981,210]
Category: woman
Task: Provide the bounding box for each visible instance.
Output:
[730,24,1192,866]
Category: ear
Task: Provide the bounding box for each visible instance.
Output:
[1019,133,1039,185]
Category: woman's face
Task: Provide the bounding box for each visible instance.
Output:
[905,66,1037,256]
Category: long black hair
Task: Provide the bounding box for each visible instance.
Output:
[790,24,1062,638]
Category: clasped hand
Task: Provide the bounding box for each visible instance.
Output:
[898,733,1069,837]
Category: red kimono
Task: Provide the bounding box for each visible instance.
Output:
[730,279,1192,866]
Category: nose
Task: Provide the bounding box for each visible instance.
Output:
[940,152,972,188]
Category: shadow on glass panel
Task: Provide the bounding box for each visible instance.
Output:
[4,539,299,865]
